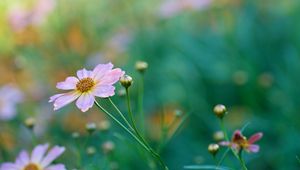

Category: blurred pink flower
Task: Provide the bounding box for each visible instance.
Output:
[0,85,24,120]
[0,143,65,170]
[159,0,211,18]
[49,63,124,112]
[220,130,263,153]
[8,0,56,32]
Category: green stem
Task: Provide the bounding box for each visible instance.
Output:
[94,101,150,152]
[125,88,139,133]
[238,150,248,170]
[219,119,246,169]
[108,97,134,131]
[138,73,145,134]
[95,100,168,170]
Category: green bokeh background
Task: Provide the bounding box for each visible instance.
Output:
[0,0,300,169]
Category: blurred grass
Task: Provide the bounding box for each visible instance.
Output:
[0,0,300,169]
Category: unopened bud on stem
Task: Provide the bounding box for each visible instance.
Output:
[213,104,227,119]
[120,75,133,89]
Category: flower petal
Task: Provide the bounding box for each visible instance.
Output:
[56,77,78,90]
[99,68,125,85]
[92,85,115,98]
[49,94,64,102]
[75,93,95,112]
[15,150,30,166]
[0,103,17,120]
[77,68,93,80]
[0,163,19,170]
[45,164,66,170]
[246,144,260,153]
[219,141,230,146]
[31,144,49,163]
[248,132,263,144]
[92,63,113,82]
[52,91,80,110]
[40,146,65,167]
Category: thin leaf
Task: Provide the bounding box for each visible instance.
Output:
[240,122,251,132]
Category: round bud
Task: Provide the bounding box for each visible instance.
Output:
[102,141,115,154]
[86,146,96,155]
[85,122,97,134]
[208,143,219,156]
[98,120,111,131]
[72,132,80,139]
[213,104,227,119]
[120,75,133,89]
[213,131,224,141]
[24,117,36,130]
[135,61,148,73]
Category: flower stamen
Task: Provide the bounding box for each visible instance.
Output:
[76,78,95,93]
[24,163,40,170]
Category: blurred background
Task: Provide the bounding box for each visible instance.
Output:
[0,0,300,169]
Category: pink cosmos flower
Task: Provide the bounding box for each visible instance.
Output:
[8,0,56,32]
[0,144,66,170]
[49,63,124,112]
[219,130,263,153]
[0,85,24,120]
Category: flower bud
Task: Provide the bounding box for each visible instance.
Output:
[86,146,96,155]
[208,143,219,156]
[72,132,80,139]
[213,131,224,141]
[120,75,133,88]
[135,61,148,73]
[85,122,97,134]
[24,117,36,130]
[213,104,227,119]
[102,141,115,154]
[98,120,111,131]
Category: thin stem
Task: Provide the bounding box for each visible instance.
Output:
[217,148,230,166]
[95,100,168,170]
[108,97,134,131]
[94,101,150,152]
[125,88,139,133]
[138,73,145,134]
[238,150,248,170]
[219,119,246,169]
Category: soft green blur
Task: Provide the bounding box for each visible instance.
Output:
[0,0,300,169]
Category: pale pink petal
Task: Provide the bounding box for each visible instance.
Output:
[40,146,65,167]
[52,91,80,110]
[31,144,49,163]
[49,94,64,102]
[0,103,17,120]
[248,132,263,144]
[77,68,93,79]
[92,85,115,98]
[56,77,78,90]
[75,93,95,112]
[246,144,260,153]
[99,68,125,85]
[45,164,66,170]
[15,150,30,166]
[219,141,230,146]
[92,63,113,82]
[0,163,19,170]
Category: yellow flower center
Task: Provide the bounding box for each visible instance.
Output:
[24,163,40,170]
[76,78,95,93]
